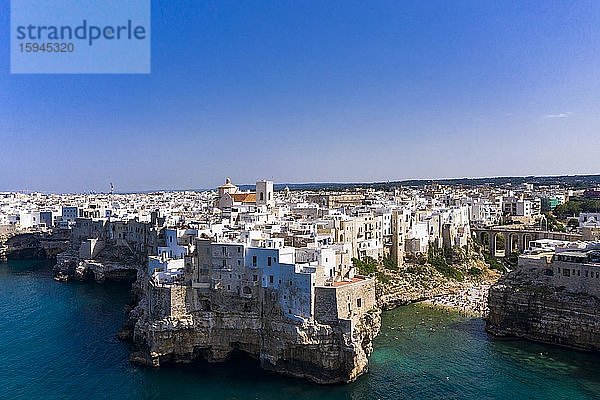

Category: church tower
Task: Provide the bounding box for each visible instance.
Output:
[255,180,274,208]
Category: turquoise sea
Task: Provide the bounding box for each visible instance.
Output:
[2,259,600,400]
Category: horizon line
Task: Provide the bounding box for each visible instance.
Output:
[2,173,600,195]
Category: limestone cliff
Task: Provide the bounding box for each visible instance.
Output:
[486,270,600,351]
[54,247,141,283]
[0,231,69,261]
[129,277,381,384]
[376,259,499,311]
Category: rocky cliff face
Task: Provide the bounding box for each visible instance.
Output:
[0,232,69,261]
[376,260,499,312]
[129,278,381,384]
[54,248,140,283]
[487,270,600,351]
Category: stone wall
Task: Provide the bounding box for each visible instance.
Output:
[170,286,188,318]
[314,278,376,324]
[314,286,339,323]
[79,239,105,259]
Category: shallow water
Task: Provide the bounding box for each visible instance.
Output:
[1,260,599,399]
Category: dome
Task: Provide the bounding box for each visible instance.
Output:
[218,177,237,189]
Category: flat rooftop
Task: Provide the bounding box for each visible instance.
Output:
[557,251,591,257]
[332,277,365,287]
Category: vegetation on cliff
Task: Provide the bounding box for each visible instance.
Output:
[352,240,500,310]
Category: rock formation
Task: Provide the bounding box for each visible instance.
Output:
[54,245,141,283]
[128,276,381,384]
[0,231,69,261]
[487,269,600,351]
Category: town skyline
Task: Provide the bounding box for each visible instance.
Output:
[2,172,600,195]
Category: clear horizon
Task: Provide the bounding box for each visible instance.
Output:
[3,172,599,195]
[2,1,600,192]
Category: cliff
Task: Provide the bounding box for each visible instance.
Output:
[128,278,381,384]
[486,269,600,351]
[54,246,141,283]
[0,231,70,261]
[376,258,499,311]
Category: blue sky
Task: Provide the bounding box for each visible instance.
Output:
[1,1,600,193]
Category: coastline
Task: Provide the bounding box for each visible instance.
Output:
[419,282,492,318]
[377,261,499,317]
[4,258,600,399]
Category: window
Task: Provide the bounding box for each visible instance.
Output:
[357,298,362,308]
[238,247,241,253]
[222,260,226,267]
[253,275,258,282]
[268,257,272,266]
[252,256,257,266]
[269,275,274,284]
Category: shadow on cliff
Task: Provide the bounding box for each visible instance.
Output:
[145,350,343,388]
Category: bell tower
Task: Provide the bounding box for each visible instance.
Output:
[256,180,274,208]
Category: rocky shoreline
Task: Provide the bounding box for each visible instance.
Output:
[53,250,139,283]
[420,282,492,317]
[2,232,501,383]
[121,276,381,384]
[486,270,600,352]
[376,261,500,317]
[121,256,501,383]
[0,231,69,262]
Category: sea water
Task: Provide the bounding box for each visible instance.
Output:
[1,260,599,400]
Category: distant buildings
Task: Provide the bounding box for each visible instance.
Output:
[1,178,596,288]
[518,240,600,296]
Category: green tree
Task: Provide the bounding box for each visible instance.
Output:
[352,257,378,275]
[382,257,398,271]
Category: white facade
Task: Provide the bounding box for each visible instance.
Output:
[580,213,600,228]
